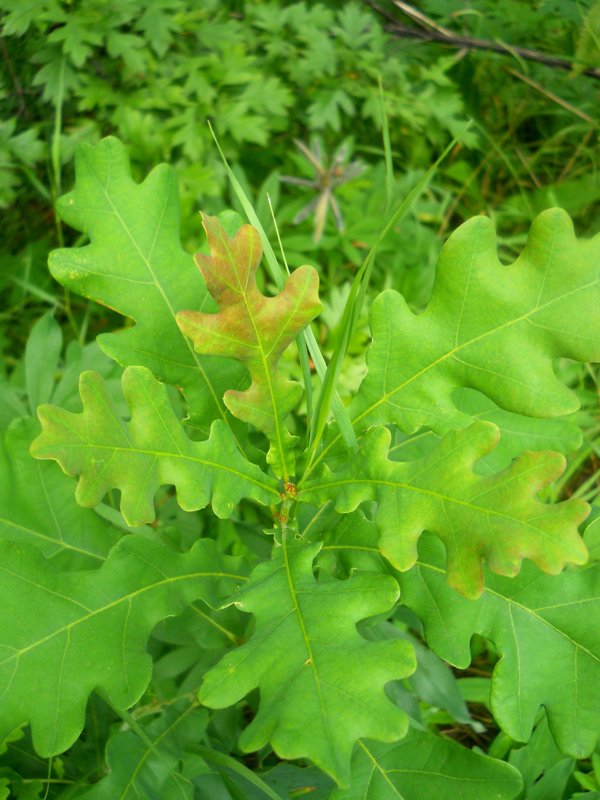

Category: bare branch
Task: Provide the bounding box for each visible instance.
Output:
[365,1,600,80]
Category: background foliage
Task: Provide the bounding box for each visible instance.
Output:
[0,0,599,797]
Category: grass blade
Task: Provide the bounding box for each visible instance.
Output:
[195,745,284,800]
[306,121,473,472]
[268,193,314,428]
[207,120,357,455]
[379,76,394,209]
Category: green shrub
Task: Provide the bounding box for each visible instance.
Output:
[0,136,598,797]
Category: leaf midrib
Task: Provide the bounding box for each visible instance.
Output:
[81,148,239,448]
[300,472,573,548]
[358,740,406,799]
[307,278,597,479]
[120,702,197,799]
[35,441,280,497]
[0,567,247,667]
[0,516,105,562]
[214,224,290,480]
[281,537,337,763]
[417,559,600,663]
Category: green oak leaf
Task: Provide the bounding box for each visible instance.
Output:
[80,701,207,799]
[31,366,279,526]
[198,538,414,786]
[48,137,245,439]
[0,535,246,757]
[329,731,522,799]
[389,387,583,474]
[301,421,588,597]
[0,767,44,800]
[0,377,27,429]
[349,209,600,436]
[452,388,583,471]
[400,533,600,757]
[585,516,600,560]
[313,509,385,577]
[362,622,478,729]
[1,417,122,567]
[177,214,321,479]
[257,763,334,799]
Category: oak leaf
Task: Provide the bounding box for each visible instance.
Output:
[177,214,321,477]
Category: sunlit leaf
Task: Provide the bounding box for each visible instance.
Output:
[31,366,279,526]
[349,210,600,436]
[302,422,588,597]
